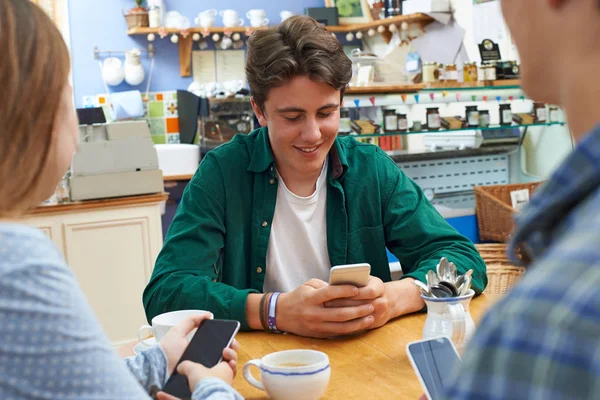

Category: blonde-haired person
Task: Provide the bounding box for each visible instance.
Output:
[0,1,242,399]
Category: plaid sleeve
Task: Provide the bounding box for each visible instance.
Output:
[443,290,600,399]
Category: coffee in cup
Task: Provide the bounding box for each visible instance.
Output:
[243,349,330,400]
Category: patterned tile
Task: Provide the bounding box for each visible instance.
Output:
[82,96,96,108]
[164,100,178,117]
[166,117,179,134]
[156,93,164,101]
[148,101,165,118]
[171,92,178,100]
[148,118,167,135]
[167,133,180,144]
[151,134,167,144]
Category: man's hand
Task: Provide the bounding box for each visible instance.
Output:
[276,279,375,338]
[324,276,393,329]
[324,277,425,329]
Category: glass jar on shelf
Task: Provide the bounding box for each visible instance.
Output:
[423,62,439,83]
[533,102,547,123]
[445,64,458,82]
[499,104,513,126]
[465,105,479,128]
[463,62,478,83]
[397,113,408,132]
[484,61,497,81]
[479,110,490,127]
[549,106,560,122]
[340,108,352,134]
[426,108,441,131]
[383,109,398,132]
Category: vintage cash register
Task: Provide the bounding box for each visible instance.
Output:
[71,108,163,201]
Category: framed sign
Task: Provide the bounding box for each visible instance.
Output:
[324,0,372,24]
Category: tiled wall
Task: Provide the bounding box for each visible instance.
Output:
[82,91,181,144]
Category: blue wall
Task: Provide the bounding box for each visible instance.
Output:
[68,0,323,107]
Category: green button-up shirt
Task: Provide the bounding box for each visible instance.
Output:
[143,128,487,330]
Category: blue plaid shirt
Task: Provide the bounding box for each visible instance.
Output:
[445,124,600,399]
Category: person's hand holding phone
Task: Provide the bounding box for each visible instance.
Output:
[158,313,214,375]
[276,278,375,338]
[155,358,239,400]
[325,276,394,329]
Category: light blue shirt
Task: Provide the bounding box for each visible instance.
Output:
[0,223,242,400]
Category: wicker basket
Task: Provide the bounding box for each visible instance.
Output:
[475,244,525,295]
[474,182,542,243]
[124,11,149,29]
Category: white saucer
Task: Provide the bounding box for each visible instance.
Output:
[133,337,157,355]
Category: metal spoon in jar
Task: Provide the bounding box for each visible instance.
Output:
[413,280,432,297]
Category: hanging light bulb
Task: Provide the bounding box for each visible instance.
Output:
[147,33,156,42]
[170,34,179,44]
[389,24,398,33]
[212,33,220,42]
[401,22,409,31]
[192,33,201,42]
[368,28,376,37]
[377,25,386,34]
[232,33,241,41]
[356,31,364,39]
[346,32,354,41]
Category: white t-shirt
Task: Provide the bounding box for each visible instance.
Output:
[264,162,331,293]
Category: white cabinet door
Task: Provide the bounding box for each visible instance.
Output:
[21,203,163,345]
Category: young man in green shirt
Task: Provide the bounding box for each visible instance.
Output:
[143,16,486,338]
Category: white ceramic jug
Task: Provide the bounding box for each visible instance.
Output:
[422,289,475,351]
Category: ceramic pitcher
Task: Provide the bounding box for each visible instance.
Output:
[422,289,475,351]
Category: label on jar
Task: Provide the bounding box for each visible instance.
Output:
[485,67,497,81]
[385,115,398,130]
[446,71,458,81]
[536,108,547,122]
[502,110,513,124]
[550,109,560,122]
[479,113,490,127]
[468,111,479,126]
[398,118,408,131]
[427,113,441,129]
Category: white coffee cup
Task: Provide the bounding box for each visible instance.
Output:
[195,9,217,29]
[247,9,269,28]
[220,9,244,28]
[280,10,294,22]
[138,309,210,346]
[243,350,331,400]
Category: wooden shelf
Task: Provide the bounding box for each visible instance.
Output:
[346,80,523,94]
[127,13,433,36]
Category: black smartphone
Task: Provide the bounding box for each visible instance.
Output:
[406,337,462,400]
[162,319,241,399]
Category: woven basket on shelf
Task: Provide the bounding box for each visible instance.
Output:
[124,11,149,29]
[474,182,542,243]
[475,244,525,295]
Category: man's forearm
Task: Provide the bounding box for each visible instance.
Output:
[385,278,424,319]
[245,293,263,331]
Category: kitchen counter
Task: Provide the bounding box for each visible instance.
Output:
[29,192,168,216]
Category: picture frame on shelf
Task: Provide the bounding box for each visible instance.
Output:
[324,0,373,24]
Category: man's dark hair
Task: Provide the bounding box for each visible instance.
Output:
[246,15,352,113]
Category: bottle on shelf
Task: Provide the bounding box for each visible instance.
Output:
[426,108,441,131]
[465,105,479,128]
[499,103,513,126]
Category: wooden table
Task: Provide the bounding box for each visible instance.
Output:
[119,295,499,399]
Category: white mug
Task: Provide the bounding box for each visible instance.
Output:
[280,10,294,22]
[243,350,331,400]
[138,309,210,346]
[220,9,244,28]
[249,17,269,28]
[195,9,217,29]
[102,57,124,87]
